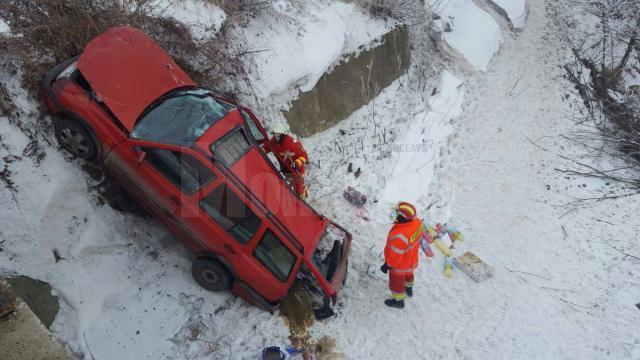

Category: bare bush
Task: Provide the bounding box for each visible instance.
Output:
[561,0,640,198]
[207,0,273,19]
[0,0,249,109]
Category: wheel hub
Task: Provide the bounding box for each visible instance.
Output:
[202,268,220,284]
[60,128,90,155]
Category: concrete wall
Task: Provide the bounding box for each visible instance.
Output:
[283,26,410,137]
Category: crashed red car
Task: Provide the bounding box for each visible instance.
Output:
[42,26,351,318]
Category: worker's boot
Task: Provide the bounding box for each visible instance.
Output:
[384,299,405,309]
[405,286,413,297]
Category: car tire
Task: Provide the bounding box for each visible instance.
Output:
[54,116,98,160]
[192,258,232,291]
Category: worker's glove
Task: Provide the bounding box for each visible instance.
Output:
[380,262,389,274]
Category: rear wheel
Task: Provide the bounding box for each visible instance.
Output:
[54,117,97,160]
[192,258,232,291]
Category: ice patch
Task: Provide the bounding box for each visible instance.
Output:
[242,1,393,98]
[430,0,503,71]
[492,0,528,29]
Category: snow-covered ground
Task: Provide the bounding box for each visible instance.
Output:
[153,0,226,40]
[491,0,528,29]
[239,0,393,99]
[1,0,639,359]
[0,18,9,34]
[430,0,503,71]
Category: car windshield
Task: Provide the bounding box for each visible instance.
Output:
[131,89,234,144]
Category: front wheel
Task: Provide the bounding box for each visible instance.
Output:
[54,117,98,160]
[192,258,232,291]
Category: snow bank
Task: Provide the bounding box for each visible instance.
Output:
[430,0,503,71]
[381,71,464,204]
[153,0,225,40]
[0,18,10,34]
[241,1,393,98]
[492,0,527,29]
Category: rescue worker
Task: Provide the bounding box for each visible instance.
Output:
[266,122,309,199]
[380,201,427,308]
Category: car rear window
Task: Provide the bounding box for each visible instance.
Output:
[200,183,261,244]
[211,128,252,166]
[132,89,233,144]
[254,230,296,282]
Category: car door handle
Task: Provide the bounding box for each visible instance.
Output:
[169,195,180,204]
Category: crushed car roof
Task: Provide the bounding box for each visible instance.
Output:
[77,26,196,131]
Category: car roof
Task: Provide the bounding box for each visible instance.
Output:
[77,26,196,132]
[195,111,329,254]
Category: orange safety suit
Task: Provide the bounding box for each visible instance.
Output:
[267,134,308,198]
[384,218,426,300]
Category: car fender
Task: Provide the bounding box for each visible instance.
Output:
[55,110,104,161]
[193,252,238,279]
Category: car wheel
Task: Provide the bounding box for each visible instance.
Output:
[54,117,98,160]
[192,258,231,291]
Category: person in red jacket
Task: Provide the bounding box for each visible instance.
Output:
[381,201,428,308]
[266,122,309,199]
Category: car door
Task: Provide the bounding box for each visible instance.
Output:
[104,139,217,252]
[197,181,300,300]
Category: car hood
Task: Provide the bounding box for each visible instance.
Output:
[77,26,196,131]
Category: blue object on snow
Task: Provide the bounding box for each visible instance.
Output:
[262,346,285,360]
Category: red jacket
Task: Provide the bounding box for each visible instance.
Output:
[268,134,308,174]
[384,219,425,273]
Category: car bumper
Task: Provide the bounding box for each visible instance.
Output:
[41,56,79,113]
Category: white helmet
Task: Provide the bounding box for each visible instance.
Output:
[270,122,290,135]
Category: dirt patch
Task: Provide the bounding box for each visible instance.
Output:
[279,283,347,359]
[279,283,315,350]
[5,276,59,329]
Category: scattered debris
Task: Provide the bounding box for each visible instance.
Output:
[52,249,65,263]
[343,186,367,207]
[454,252,494,282]
[0,291,16,318]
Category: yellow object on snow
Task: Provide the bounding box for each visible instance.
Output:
[434,239,452,257]
[444,256,454,278]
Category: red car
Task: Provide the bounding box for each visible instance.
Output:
[42,27,351,318]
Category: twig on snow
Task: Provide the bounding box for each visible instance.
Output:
[505,267,551,281]
[603,241,640,260]
[540,286,578,294]
[558,298,591,309]
[84,330,96,360]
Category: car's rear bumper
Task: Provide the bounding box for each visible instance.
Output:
[42,56,79,113]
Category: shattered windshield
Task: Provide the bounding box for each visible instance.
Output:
[131,89,234,144]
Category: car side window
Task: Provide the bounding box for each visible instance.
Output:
[240,109,265,143]
[199,183,261,244]
[253,230,296,282]
[211,129,252,167]
[142,148,215,195]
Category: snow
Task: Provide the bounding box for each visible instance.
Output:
[240,0,393,98]
[0,18,10,34]
[2,0,640,359]
[380,71,464,204]
[430,0,503,71]
[492,0,528,29]
[153,0,225,40]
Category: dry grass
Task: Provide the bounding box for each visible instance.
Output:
[0,0,249,110]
